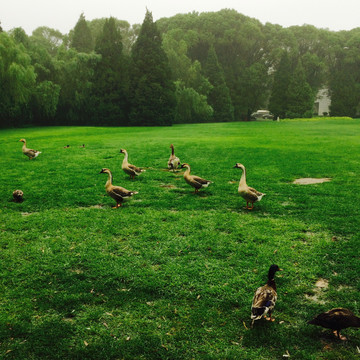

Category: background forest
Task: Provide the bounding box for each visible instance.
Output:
[1,9,360,128]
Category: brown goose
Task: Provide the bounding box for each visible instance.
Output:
[308,308,360,340]
[180,163,212,193]
[168,144,181,171]
[234,163,265,209]
[19,139,41,160]
[120,149,145,179]
[99,168,138,208]
[251,264,282,327]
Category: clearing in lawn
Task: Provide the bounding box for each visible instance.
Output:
[0,118,359,359]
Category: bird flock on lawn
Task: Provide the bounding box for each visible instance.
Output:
[15,138,360,341]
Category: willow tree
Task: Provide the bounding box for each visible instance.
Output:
[129,10,175,126]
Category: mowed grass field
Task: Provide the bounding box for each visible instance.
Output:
[0,118,359,359]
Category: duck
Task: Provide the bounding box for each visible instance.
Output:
[180,163,212,193]
[99,168,138,208]
[168,144,181,171]
[251,264,283,327]
[19,139,41,160]
[308,308,360,340]
[233,163,265,210]
[120,149,145,179]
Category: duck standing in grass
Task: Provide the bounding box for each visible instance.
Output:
[233,163,265,210]
[120,149,145,179]
[99,168,138,208]
[168,144,181,172]
[308,308,360,340]
[19,139,41,160]
[251,264,282,327]
[180,163,212,194]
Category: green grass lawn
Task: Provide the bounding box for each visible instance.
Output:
[0,118,359,359]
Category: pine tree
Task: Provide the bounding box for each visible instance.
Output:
[71,13,93,53]
[129,10,175,126]
[204,46,234,122]
[286,60,314,118]
[91,17,129,125]
[268,51,292,119]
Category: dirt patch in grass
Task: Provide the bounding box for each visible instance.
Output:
[293,178,331,185]
[315,278,329,289]
[305,278,329,304]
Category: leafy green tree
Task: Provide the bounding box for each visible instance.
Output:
[55,47,100,125]
[71,13,93,53]
[286,60,314,118]
[91,17,129,125]
[204,45,233,122]
[129,10,175,126]
[0,32,36,127]
[162,29,213,123]
[268,51,292,118]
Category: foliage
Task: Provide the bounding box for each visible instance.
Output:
[91,17,129,126]
[286,60,315,118]
[1,119,360,359]
[1,9,360,127]
[71,13,93,53]
[0,32,36,126]
[204,46,234,122]
[129,10,175,126]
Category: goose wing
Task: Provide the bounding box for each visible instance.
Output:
[251,285,277,319]
[128,164,143,173]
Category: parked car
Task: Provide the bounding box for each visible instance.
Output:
[250,110,274,120]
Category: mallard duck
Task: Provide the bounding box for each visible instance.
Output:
[19,139,41,160]
[251,264,283,326]
[99,168,138,208]
[13,189,24,203]
[308,308,360,340]
[234,163,265,209]
[168,144,181,171]
[180,163,212,193]
[120,149,145,179]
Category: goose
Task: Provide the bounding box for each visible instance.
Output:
[308,308,360,340]
[120,149,145,179]
[251,264,283,326]
[180,163,212,193]
[168,144,181,171]
[19,139,41,160]
[233,163,265,209]
[99,168,138,208]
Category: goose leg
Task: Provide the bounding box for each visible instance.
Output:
[334,330,347,341]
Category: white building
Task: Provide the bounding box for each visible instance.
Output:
[313,88,331,116]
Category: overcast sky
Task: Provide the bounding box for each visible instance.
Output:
[2,0,359,35]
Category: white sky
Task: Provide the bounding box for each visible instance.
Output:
[2,0,359,35]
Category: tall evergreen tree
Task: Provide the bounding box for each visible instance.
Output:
[91,17,129,125]
[286,60,314,118]
[268,51,292,119]
[129,10,175,126]
[71,13,93,53]
[204,46,234,122]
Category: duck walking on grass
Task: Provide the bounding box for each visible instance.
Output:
[180,163,212,194]
[19,139,41,160]
[120,149,145,179]
[100,168,138,208]
[251,264,282,327]
[168,144,181,172]
[308,308,360,340]
[234,163,265,210]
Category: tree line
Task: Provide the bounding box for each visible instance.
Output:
[1,9,359,128]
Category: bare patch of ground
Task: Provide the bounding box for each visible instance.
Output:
[293,178,331,185]
[305,278,329,304]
